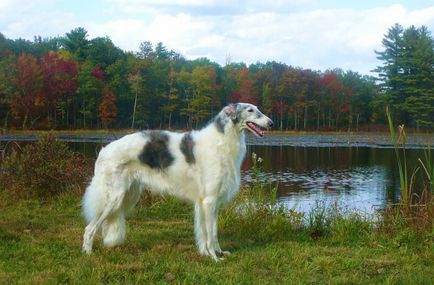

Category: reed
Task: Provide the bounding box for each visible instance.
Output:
[384,106,433,232]
[386,106,410,203]
[419,145,434,195]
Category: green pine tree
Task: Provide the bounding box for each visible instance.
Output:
[375,24,434,128]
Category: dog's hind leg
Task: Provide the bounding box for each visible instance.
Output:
[101,181,142,248]
[82,180,128,254]
[82,193,126,254]
[101,211,126,247]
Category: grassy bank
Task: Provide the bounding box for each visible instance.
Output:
[0,190,433,285]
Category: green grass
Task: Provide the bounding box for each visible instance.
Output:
[0,190,433,285]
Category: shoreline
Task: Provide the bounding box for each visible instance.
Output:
[1,131,434,148]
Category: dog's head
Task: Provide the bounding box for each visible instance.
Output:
[216,103,273,137]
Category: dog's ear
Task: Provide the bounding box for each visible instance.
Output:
[224,103,239,121]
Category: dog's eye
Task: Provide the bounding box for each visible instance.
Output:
[248,109,254,112]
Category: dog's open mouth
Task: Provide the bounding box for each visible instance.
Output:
[246,121,266,137]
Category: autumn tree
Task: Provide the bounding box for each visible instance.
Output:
[0,53,17,128]
[251,67,273,114]
[319,71,352,129]
[276,68,295,130]
[179,66,215,128]
[40,52,78,127]
[229,66,257,105]
[13,54,44,128]
[98,88,117,127]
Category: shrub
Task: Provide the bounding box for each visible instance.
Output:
[1,135,92,200]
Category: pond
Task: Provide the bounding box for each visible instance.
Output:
[243,145,425,215]
[1,133,432,215]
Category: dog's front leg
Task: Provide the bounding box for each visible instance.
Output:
[212,206,230,257]
[194,203,208,256]
[201,196,225,261]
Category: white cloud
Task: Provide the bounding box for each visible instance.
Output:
[87,19,148,52]
[104,0,313,15]
[0,0,76,40]
[1,1,433,75]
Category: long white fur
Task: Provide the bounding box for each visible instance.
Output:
[81,103,272,261]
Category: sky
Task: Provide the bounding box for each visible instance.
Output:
[1,0,434,75]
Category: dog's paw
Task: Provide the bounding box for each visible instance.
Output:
[211,253,225,262]
[220,250,231,256]
[82,245,93,255]
[200,248,225,261]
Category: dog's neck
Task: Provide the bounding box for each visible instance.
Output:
[213,112,241,134]
[210,114,246,152]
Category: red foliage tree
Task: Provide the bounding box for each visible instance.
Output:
[273,100,287,130]
[229,67,258,104]
[319,71,352,129]
[91,65,105,82]
[98,88,117,127]
[40,52,78,126]
[12,54,44,128]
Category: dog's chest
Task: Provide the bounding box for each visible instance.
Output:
[218,143,246,203]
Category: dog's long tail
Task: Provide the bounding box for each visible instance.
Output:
[82,176,105,224]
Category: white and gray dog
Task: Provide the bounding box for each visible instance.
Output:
[82,103,273,261]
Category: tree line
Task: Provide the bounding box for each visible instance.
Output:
[0,24,433,131]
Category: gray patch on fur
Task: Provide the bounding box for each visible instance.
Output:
[138,131,174,170]
[232,103,240,123]
[180,132,195,164]
[232,103,244,125]
[231,116,239,125]
[214,116,225,133]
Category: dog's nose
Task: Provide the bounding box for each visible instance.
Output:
[268,120,274,128]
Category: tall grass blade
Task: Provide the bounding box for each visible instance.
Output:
[386,106,408,203]
[420,145,434,195]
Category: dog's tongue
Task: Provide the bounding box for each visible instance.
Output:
[247,122,264,137]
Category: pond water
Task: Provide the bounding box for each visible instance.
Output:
[67,140,426,215]
[243,146,425,215]
[1,133,429,215]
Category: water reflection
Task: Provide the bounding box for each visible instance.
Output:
[243,146,423,214]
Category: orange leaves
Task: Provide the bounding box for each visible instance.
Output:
[98,88,117,127]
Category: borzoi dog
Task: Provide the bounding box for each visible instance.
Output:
[82,103,273,261]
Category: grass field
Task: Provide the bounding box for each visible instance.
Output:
[0,189,433,285]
